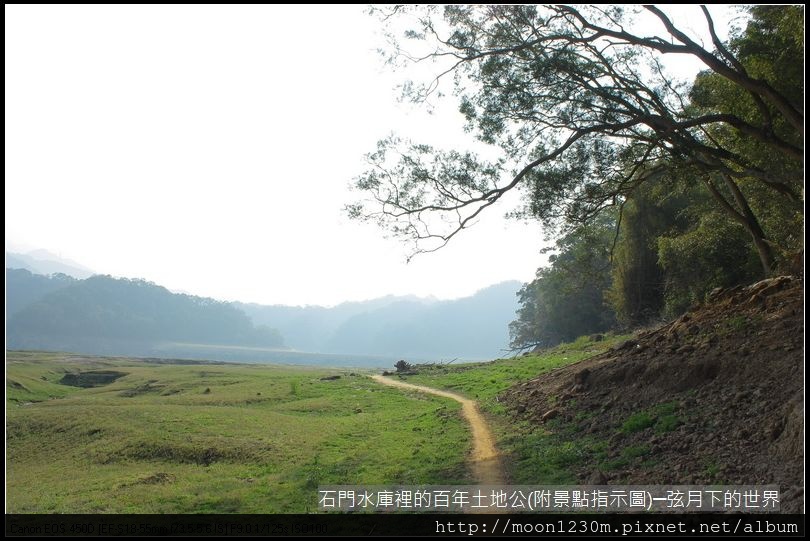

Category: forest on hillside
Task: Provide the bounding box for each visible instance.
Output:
[6,270,284,354]
[6,268,521,360]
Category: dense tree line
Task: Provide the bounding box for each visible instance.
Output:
[510,6,803,348]
[349,6,803,349]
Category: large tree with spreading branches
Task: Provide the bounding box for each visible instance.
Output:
[348,5,803,273]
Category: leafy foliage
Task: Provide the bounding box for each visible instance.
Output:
[394,360,413,372]
[509,215,615,349]
[353,6,803,344]
[351,6,803,264]
[658,212,760,317]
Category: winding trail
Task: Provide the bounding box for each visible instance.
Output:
[371,375,504,485]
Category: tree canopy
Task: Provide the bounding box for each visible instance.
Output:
[349,5,803,273]
[509,213,616,349]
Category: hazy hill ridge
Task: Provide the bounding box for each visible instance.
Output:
[6,272,283,355]
[238,280,522,359]
[6,268,521,362]
[6,250,94,279]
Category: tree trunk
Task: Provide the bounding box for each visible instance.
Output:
[704,175,775,275]
[720,174,775,275]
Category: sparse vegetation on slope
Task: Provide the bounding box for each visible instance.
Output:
[502,276,804,512]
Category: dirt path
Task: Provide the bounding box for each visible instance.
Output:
[371,375,504,485]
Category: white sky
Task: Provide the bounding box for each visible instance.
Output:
[4,5,739,306]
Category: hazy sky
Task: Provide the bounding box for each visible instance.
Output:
[5,5,738,306]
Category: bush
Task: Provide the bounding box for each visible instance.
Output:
[621,412,655,433]
[394,360,412,373]
[658,212,760,318]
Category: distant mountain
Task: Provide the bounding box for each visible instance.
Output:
[240,281,522,360]
[6,274,284,355]
[5,268,76,318]
[237,294,436,353]
[6,250,94,278]
[6,253,34,272]
[6,265,522,363]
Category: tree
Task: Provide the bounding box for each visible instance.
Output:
[605,168,764,323]
[606,183,669,327]
[509,213,616,350]
[658,210,761,317]
[394,359,413,372]
[686,5,804,272]
[349,6,803,271]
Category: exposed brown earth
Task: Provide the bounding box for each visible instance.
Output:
[501,276,804,512]
[371,375,504,485]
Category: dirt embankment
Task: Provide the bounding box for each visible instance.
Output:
[502,276,804,512]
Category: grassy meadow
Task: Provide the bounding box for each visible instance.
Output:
[6,336,624,513]
[6,351,470,513]
[392,334,629,484]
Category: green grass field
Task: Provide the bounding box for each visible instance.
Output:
[6,336,624,513]
[395,334,626,414]
[6,352,470,513]
[391,334,629,484]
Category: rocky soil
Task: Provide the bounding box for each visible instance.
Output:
[502,276,804,512]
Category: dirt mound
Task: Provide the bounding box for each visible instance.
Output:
[502,276,804,512]
[59,370,127,388]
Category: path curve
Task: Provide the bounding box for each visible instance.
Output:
[371,375,504,485]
